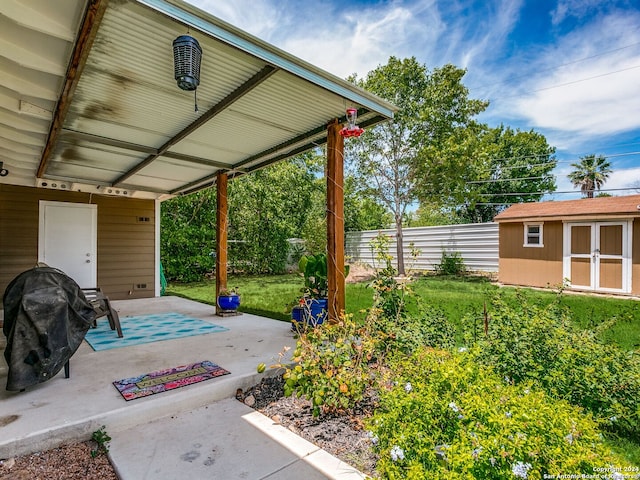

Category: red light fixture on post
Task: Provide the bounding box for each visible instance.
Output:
[339,108,364,138]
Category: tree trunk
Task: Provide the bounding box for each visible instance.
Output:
[395,215,405,276]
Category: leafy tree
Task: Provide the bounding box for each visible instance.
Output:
[161,189,218,282]
[348,58,487,274]
[300,171,392,254]
[410,202,464,227]
[568,154,612,198]
[410,68,489,211]
[458,125,557,222]
[161,154,321,280]
[228,154,320,273]
[162,147,392,280]
[344,176,392,231]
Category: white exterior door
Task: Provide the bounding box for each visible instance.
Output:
[563,221,631,293]
[39,201,97,288]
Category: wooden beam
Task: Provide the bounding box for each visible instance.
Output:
[37,0,109,178]
[60,129,234,170]
[215,172,228,314]
[113,65,277,186]
[171,114,390,197]
[326,118,345,323]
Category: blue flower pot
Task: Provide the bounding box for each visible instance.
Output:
[291,305,305,331]
[305,298,328,327]
[218,294,240,311]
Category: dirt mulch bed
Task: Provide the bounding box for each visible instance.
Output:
[237,374,379,476]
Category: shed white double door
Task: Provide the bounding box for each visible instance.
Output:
[563,221,631,293]
[38,201,97,288]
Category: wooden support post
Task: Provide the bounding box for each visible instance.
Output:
[216,172,228,315]
[326,119,345,323]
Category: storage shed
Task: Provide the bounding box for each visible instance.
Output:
[493,195,640,296]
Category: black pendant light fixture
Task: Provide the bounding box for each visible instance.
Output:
[173,34,202,111]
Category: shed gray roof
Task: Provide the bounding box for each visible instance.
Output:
[0,0,396,199]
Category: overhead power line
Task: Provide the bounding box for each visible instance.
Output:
[467,175,552,184]
[490,65,640,100]
[476,186,640,197]
[462,151,640,180]
[458,150,639,172]
[530,65,640,93]
[469,41,640,93]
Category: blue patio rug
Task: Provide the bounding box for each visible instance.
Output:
[84,312,229,351]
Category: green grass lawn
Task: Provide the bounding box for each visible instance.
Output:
[167,273,640,349]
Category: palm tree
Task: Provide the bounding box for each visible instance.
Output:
[568,154,612,198]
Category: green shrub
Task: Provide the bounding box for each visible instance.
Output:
[474,293,640,440]
[374,306,456,354]
[280,314,378,416]
[277,265,431,415]
[435,249,466,276]
[90,425,111,458]
[369,272,409,321]
[413,307,456,350]
[368,348,628,479]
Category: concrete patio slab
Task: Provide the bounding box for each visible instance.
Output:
[1,296,367,479]
[0,296,294,458]
[109,397,365,480]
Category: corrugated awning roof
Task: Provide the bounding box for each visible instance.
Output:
[0,0,396,200]
[494,194,640,222]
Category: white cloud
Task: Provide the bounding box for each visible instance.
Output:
[186,0,639,154]
[551,160,640,199]
[187,0,446,78]
[607,167,640,192]
[511,12,640,149]
[187,0,284,40]
[551,0,619,26]
[279,5,436,78]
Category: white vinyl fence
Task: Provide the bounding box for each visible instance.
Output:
[345,222,499,273]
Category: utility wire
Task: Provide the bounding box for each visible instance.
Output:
[476,186,639,197]
[462,151,640,181]
[454,150,639,171]
[530,65,640,93]
[467,175,552,184]
[489,65,640,100]
[469,41,640,92]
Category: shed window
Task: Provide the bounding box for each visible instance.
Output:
[524,223,543,247]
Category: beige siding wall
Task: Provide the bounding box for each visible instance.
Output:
[0,184,155,300]
[633,219,640,295]
[498,221,564,288]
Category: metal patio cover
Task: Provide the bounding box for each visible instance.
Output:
[0,0,395,199]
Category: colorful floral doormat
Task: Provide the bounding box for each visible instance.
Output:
[84,312,228,351]
[113,360,231,401]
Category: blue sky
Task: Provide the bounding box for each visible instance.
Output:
[188,0,640,200]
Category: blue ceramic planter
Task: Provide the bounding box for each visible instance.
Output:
[291,305,305,331]
[305,298,328,327]
[218,294,240,311]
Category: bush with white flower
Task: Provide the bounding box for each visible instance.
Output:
[367,348,628,479]
[472,292,640,439]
